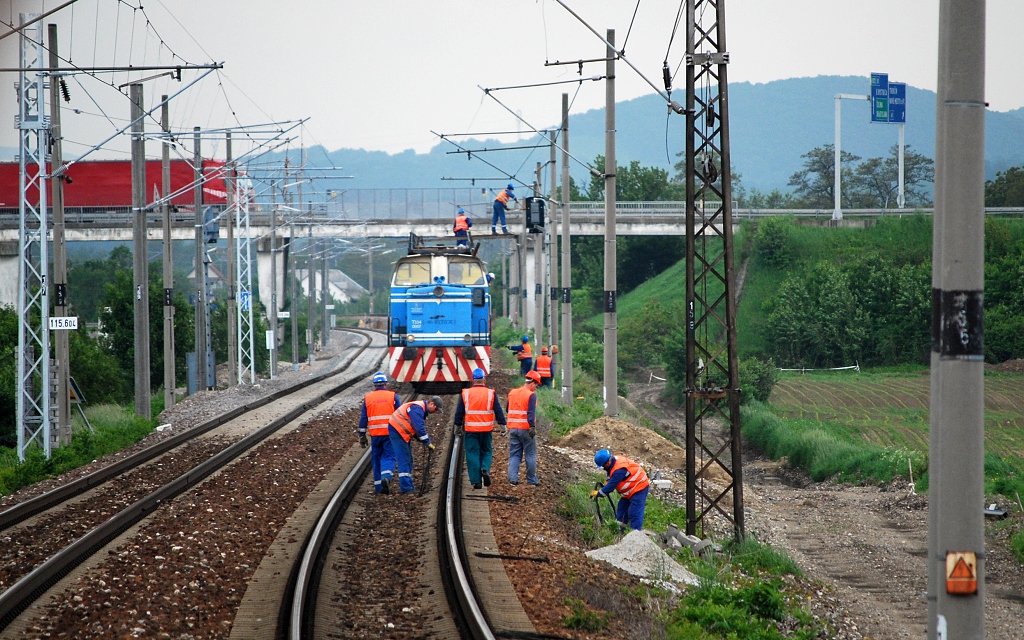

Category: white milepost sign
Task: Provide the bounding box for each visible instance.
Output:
[49,316,78,330]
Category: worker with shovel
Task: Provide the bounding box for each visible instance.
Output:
[591,449,650,531]
[388,397,441,494]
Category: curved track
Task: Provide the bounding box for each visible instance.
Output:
[0,328,386,632]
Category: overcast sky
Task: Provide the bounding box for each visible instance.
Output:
[0,0,1021,160]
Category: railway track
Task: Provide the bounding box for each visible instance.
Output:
[0,328,387,635]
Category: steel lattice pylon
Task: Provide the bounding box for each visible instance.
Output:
[236,178,256,384]
[16,15,51,461]
[684,0,744,538]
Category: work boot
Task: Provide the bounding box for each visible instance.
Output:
[491,227,497,234]
[381,478,390,495]
[473,483,482,490]
[482,470,491,487]
[502,228,510,234]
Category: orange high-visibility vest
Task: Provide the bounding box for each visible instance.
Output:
[506,385,534,430]
[364,389,398,437]
[608,455,650,498]
[535,355,552,377]
[461,386,496,432]
[517,342,532,362]
[389,400,428,443]
[495,190,512,206]
[454,213,469,232]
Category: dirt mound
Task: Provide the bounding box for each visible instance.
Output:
[986,358,1024,373]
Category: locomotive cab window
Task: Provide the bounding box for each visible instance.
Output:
[393,258,431,286]
[448,259,484,285]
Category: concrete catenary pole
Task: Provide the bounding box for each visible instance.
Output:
[533,163,543,344]
[547,127,559,367]
[269,180,277,379]
[928,1,986,638]
[193,127,208,391]
[161,96,175,407]
[560,92,573,405]
[321,240,329,345]
[48,24,70,444]
[225,133,237,385]
[368,242,375,315]
[306,225,315,364]
[130,83,151,418]
[290,221,299,370]
[603,28,617,417]
[503,244,509,319]
[519,209,528,330]
[834,96,842,221]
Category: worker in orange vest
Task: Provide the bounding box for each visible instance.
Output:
[534,346,553,388]
[591,449,651,530]
[454,368,506,489]
[387,396,442,493]
[505,370,541,486]
[507,334,533,377]
[453,207,472,247]
[358,372,402,494]
[492,184,517,234]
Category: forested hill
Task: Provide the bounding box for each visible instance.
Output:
[258,76,1024,194]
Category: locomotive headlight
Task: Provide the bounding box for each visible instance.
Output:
[406,335,415,343]
[464,334,472,342]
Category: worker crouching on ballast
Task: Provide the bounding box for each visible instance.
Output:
[454,368,506,489]
[358,372,402,494]
[388,396,441,493]
[507,334,533,377]
[591,449,650,530]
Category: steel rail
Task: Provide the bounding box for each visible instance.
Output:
[0,327,380,532]
[0,329,386,631]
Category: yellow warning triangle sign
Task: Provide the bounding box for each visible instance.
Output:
[949,557,975,580]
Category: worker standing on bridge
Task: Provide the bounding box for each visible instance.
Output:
[492,184,517,234]
[591,449,650,531]
[388,396,441,493]
[534,347,553,388]
[505,370,541,486]
[455,368,506,489]
[507,335,533,377]
[358,372,402,494]
[453,207,472,247]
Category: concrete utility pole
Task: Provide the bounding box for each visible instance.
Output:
[193,127,209,392]
[130,83,151,418]
[603,28,618,417]
[519,212,528,330]
[321,240,329,345]
[48,24,70,444]
[290,221,299,370]
[533,164,544,344]
[225,134,237,385]
[560,92,573,405]
[367,242,375,315]
[928,1,986,638]
[503,244,509,319]
[161,96,175,407]
[306,224,315,364]
[547,127,559,368]
[268,180,277,379]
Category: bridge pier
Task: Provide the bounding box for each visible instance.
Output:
[255,237,286,314]
[0,241,18,308]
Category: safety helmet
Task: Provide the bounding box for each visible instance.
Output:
[458,207,465,214]
[472,367,486,380]
[522,335,529,343]
[487,272,495,282]
[525,370,542,384]
[430,395,444,412]
[372,372,387,385]
[541,347,548,354]
[594,449,612,468]
[507,183,515,190]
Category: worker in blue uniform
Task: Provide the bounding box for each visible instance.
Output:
[357,372,402,494]
[492,184,517,234]
[591,449,651,530]
[507,334,533,377]
[453,207,472,247]
[388,396,442,493]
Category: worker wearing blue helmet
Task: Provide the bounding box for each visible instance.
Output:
[492,183,517,234]
[454,368,506,489]
[591,449,651,530]
[453,207,472,247]
[358,372,402,494]
[506,334,533,377]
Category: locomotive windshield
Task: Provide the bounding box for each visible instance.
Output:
[393,258,431,286]
[447,259,485,285]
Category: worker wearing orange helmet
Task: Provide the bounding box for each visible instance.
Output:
[505,370,541,486]
[534,346,553,388]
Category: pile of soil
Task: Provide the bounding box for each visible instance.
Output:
[550,416,685,472]
[986,358,1024,373]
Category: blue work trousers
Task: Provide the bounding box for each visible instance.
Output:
[492,201,508,232]
[370,434,395,492]
[455,230,469,247]
[540,376,552,388]
[507,429,538,485]
[519,358,533,377]
[463,431,493,485]
[389,429,417,493]
[615,486,649,530]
